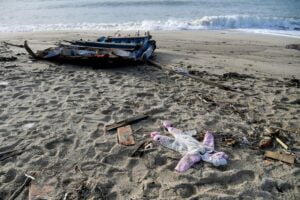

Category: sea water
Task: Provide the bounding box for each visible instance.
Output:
[0,0,299,37]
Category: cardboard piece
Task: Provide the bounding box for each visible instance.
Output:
[117,125,135,146]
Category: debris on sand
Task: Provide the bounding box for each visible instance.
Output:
[264,151,295,164]
[0,56,17,62]
[286,44,300,51]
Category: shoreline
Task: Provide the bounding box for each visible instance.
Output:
[1,30,299,78]
[1,29,300,39]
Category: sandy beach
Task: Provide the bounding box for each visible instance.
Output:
[0,31,299,200]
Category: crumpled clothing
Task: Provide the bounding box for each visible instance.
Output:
[151,121,228,172]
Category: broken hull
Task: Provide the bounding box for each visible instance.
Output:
[70,35,156,61]
[24,34,156,67]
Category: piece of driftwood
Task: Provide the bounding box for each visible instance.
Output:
[117,125,135,146]
[24,40,38,58]
[264,151,295,164]
[3,41,24,48]
[131,140,153,157]
[105,114,148,132]
[275,137,288,150]
[0,147,26,161]
[0,56,17,62]
[8,174,35,200]
[147,59,237,92]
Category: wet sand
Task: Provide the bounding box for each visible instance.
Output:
[0,31,299,199]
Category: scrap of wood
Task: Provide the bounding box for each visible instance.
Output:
[8,174,35,200]
[0,56,17,62]
[147,59,237,92]
[3,41,24,48]
[264,151,295,164]
[0,147,26,161]
[131,140,153,157]
[275,137,288,150]
[105,114,148,132]
[117,125,135,146]
[131,141,147,157]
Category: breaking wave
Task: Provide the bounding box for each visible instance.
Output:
[1,15,299,37]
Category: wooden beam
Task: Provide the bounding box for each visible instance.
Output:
[105,114,148,132]
[147,59,238,92]
[264,151,295,164]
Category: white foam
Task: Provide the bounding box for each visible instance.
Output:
[239,29,300,39]
[0,15,299,38]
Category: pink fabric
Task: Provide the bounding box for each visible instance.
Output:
[151,122,228,172]
[163,120,173,128]
[175,153,202,172]
[202,131,214,149]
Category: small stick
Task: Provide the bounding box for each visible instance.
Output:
[63,192,69,200]
[147,59,238,92]
[8,174,35,200]
[134,127,143,133]
[275,137,288,150]
[3,42,24,48]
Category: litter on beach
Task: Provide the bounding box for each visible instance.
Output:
[264,151,295,164]
[151,121,228,172]
[23,32,156,67]
[117,125,135,146]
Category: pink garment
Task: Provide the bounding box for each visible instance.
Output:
[151,121,228,172]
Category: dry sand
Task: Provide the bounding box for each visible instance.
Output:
[0,31,299,200]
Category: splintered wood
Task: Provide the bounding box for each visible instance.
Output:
[105,114,148,132]
[264,151,295,164]
[117,125,135,146]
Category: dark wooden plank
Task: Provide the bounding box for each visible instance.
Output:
[105,114,148,132]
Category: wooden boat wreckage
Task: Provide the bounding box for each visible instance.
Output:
[24,33,156,67]
[21,32,239,92]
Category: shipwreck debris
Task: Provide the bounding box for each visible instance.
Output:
[23,33,156,67]
[263,127,290,150]
[8,174,35,200]
[105,114,148,132]
[2,41,24,48]
[0,146,27,161]
[117,125,135,146]
[0,56,17,62]
[286,44,300,51]
[131,140,153,157]
[259,136,273,149]
[221,72,254,80]
[264,151,295,164]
